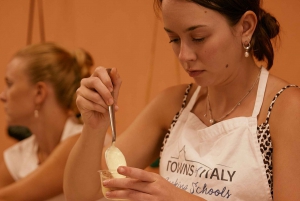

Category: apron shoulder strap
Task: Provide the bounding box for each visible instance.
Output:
[186,85,201,111]
[252,67,269,117]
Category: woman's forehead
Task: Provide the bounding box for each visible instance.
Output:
[6,58,28,80]
[162,0,226,31]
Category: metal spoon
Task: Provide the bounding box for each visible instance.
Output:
[104,69,126,172]
[108,101,116,143]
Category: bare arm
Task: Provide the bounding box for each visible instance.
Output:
[0,134,79,201]
[64,67,122,200]
[270,87,300,201]
[63,67,199,200]
[0,160,15,188]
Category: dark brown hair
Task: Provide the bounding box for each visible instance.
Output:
[14,42,93,116]
[154,0,280,69]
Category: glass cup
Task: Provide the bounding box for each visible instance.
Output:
[98,170,127,200]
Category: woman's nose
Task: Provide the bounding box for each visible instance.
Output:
[178,43,196,62]
[0,90,7,102]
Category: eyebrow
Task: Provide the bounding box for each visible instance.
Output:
[164,25,207,33]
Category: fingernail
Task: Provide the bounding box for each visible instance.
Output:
[108,86,113,92]
[115,105,119,111]
[106,191,111,197]
[103,180,108,186]
[118,167,125,173]
[108,98,114,105]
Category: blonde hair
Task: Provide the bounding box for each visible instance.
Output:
[14,42,93,116]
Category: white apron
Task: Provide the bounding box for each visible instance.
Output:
[160,68,272,201]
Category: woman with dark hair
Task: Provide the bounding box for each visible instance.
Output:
[64,0,300,200]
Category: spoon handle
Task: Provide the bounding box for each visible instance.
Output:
[108,105,116,143]
[106,69,116,143]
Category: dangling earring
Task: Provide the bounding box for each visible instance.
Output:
[243,41,251,58]
[34,110,39,118]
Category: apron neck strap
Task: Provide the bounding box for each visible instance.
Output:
[186,86,201,111]
[252,67,269,117]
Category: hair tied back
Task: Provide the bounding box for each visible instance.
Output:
[259,9,280,39]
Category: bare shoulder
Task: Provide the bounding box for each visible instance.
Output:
[259,74,300,124]
[154,83,197,107]
[268,82,300,131]
[264,73,300,140]
[124,83,198,138]
[147,83,198,127]
[265,74,300,119]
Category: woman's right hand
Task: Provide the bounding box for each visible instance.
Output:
[76,67,122,129]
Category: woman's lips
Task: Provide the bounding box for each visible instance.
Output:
[187,70,205,77]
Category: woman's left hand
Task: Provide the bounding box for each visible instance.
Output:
[102,166,204,201]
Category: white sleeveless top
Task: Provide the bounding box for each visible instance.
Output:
[160,68,272,200]
[4,118,82,201]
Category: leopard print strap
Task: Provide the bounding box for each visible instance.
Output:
[264,84,299,124]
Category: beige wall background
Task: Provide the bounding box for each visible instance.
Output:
[0,0,299,155]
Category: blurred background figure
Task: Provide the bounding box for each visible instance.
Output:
[7,125,32,141]
[0,42,110,201]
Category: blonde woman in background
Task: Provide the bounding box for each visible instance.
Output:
[0,42,110,201]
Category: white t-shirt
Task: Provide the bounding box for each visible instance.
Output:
[3,118,82,201]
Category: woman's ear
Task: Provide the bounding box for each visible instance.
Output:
[34,82,48,105]
[239,11,258,42]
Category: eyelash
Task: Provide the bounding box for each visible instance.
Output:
[193,38,205,42]
[169,37,205,43]
[169,38,179,43]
